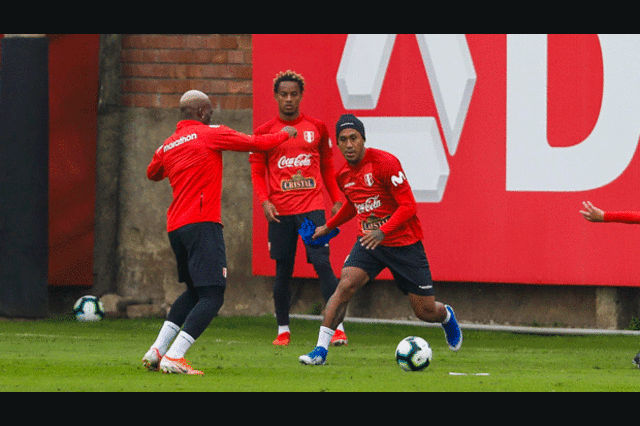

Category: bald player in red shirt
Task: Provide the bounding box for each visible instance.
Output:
[250,71,347,346]
[300,114,462,366]
[142,90,296,375]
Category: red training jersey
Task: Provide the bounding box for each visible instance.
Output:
[147,119,289,232]
[326,148,423,247]
[249,114,342,215]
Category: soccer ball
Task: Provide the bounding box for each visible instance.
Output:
[395,336,432,371]
[73,296,105,322]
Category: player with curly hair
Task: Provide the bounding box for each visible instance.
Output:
[250,71,347,346]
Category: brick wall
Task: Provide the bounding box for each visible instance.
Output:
[120,34,252,109]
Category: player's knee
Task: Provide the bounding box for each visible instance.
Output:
[334,280,359,302]
[411,297,441,323]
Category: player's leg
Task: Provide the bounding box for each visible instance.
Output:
[390,241,462,352]
[143,227,193,371]
[160,222,227,374]
[299,266,369,365]
[143,290,195,371]
[161,285,225,375]
[408,295,462,352]
[301,210,347,345]
[269,215,298,345]
[408,294,447,322]
[307,245,348,345]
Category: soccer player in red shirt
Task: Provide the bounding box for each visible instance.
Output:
[300,114,462,365]
[250,71,347,346]
[580,200,640,368]
[142,90,296,374]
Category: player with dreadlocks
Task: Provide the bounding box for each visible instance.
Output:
[250,70,347,346]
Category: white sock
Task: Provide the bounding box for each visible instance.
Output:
[165,331,195,359]
[442,307,451,324]
[278,325,290,335]
[151,321,180,355]
[316,326,335,350]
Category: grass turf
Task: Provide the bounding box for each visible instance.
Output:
[0,315,638,391]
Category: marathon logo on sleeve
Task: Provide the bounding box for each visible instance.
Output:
[164,133,197,152]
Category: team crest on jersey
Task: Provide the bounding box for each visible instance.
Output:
[364,173,375,187]
[281,170,316,191]
[303,131,315,143]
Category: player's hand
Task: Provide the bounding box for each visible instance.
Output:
[580,201,604,222]
[330,201,342,217]
[312,224,331,240]
[262,200,280,223]
[282,126,297,139]
[360,229,385,250]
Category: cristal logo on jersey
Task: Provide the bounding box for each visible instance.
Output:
[281,170,316,192]
[361,213,391,231]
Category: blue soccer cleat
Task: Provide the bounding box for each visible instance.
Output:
[299,346,327,365]
[442,305,462,351]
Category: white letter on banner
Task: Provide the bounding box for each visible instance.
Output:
[361,117,449,203]
[415,34,476,155]
[506,34,640,192]
[337,34,396,110]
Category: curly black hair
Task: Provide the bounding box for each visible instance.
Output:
[273,70,305,94]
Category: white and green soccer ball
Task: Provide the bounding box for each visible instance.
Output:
[395,336,432,371]
[73,296,105,322]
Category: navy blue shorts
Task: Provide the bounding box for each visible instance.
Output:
[268,209,330,264]
[343,239,434,296]
[168,222,227,288]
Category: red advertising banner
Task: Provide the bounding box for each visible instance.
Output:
[0,34,100,286]
[47,34,100,286]
[252,34,640,287]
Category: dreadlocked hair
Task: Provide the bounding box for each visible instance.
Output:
[273,70,305,94]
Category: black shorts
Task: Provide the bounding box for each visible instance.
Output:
[168,222,227,288]
[343,239,435,296]
[268,209,329,264]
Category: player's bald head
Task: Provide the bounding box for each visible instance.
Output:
[180,90,212,109]
[179,90,214,124]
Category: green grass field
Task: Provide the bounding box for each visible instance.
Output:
[1,315,639,392]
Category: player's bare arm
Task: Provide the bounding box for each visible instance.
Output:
[330,201,342,217]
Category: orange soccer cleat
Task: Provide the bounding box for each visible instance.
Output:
[160,356,204,375]
[330,329,348,346]
[272,331,291,346]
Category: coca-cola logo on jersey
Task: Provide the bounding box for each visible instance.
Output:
[277,154,312,169]
[355,195,382,214]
